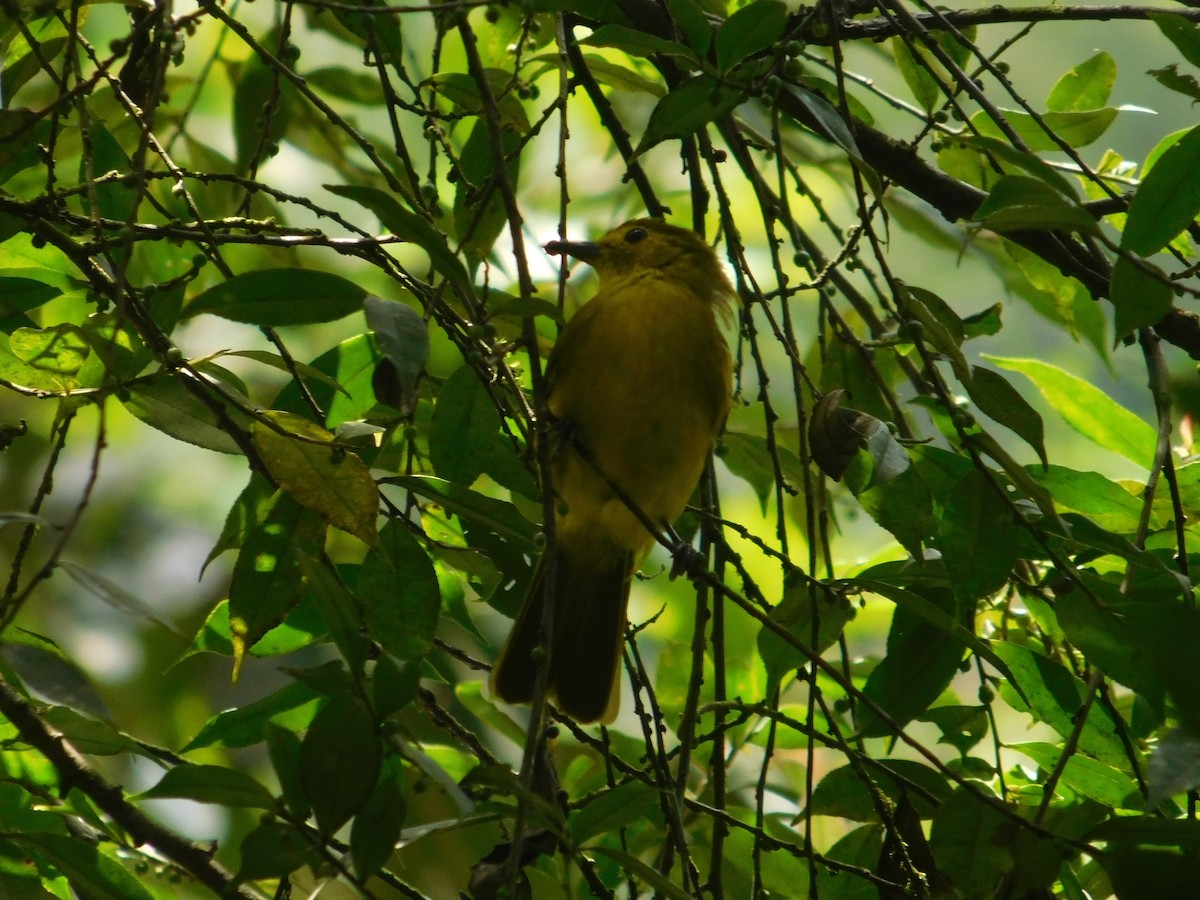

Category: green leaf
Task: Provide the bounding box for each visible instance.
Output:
[124,374,249,455]
[576,53,665,96]
[424,70,530,132]
[297,557,370,676]
[232,39,295,171]
[454,120,521,262]
[668,0,713,56]
[227,489,326,658]
[187,597,323,660]
[12,834,154,900]
[183,268,367,325]
[359,521,441,662]
[570,780,659,844]
[325,184,473,294]
[857,463,934,558]
[364,297,427,416]
[917,705,989,755]
[1150,12,1200,69]
[385,475,539,548]
[718,430,805,510]
[224,350,350,398]
[784,84,863,161]
[972,174,1097,235]
[0,276,62,317]
[1,636,109,720]
[857,587,964,737]
[267,723,310,819]
[757,573,856,687]
[936,468,1019,604]
[273,333,384,427]
[808,759,952,821]
[851,578,1016,686]
[1121,124,1200,256]
[300,695,381,834]
[39,707,144,757]
[139,764,276,809]
[1088,817,1200,898]
[971,106,1120,151]
[1004,243,1107,359]
[1013,741,1140,809]
[588,847,695,900]
[373,653,421,720]
[1149,64,1200,103]
[956,135,1081,198]
[927,786,1011,896]
[579,24,695,60]
[967,365,1047,466]
[8,323,89,377]
[991,641,1127,768]
[637,74,744,155]
[1110,256,1174,343]
[351,774,406,879]
[1027,465,1144,532]
[986,356,1156,469]
[182,679,321,752]
[234,821,320,882]
[892,37,942,114]
[1114,601,1200,735]
[0,110,53,185]
[252,410,379,547]
[305,66,385,106]
[715,1,787,73]
[429,365,501,486]
[1046,52,1116,112]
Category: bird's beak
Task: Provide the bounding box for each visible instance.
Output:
[544,239,601,263]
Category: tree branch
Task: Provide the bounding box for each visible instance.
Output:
[823,5,1200,44]
[773,88,1200,359]
[0,677,260,899]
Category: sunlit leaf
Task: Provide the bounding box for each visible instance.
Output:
[986,356,1156,469]
[1121,124,1200,256]
[1046,52,1115,112]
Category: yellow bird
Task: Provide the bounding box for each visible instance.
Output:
[490,218,734,723]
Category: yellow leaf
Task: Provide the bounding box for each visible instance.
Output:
[252,411,380,548]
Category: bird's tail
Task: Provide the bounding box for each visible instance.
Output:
[490,542,633,724]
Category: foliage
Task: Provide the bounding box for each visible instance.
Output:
[3,0,1200,897]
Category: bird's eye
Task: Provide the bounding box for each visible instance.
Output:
[624,226,649,244]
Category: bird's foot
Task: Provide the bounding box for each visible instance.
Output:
[668,541,704,581]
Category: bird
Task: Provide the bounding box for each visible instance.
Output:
[490,218,734,723]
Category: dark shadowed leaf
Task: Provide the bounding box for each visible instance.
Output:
[183,268,367,325]
[139,764,275,809]
[12,834,154,900]
[300,695,381,834]
[715,1,787,72]
[429,365,500,486]
[757,573,855,687]
[359,521,441,662]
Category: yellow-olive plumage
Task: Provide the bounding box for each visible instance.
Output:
[490,219,733,723]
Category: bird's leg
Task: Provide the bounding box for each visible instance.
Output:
[666,526,704,581]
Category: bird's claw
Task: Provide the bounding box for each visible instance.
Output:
[668,541,703,580]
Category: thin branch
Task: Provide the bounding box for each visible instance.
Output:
[0,677,260,899]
